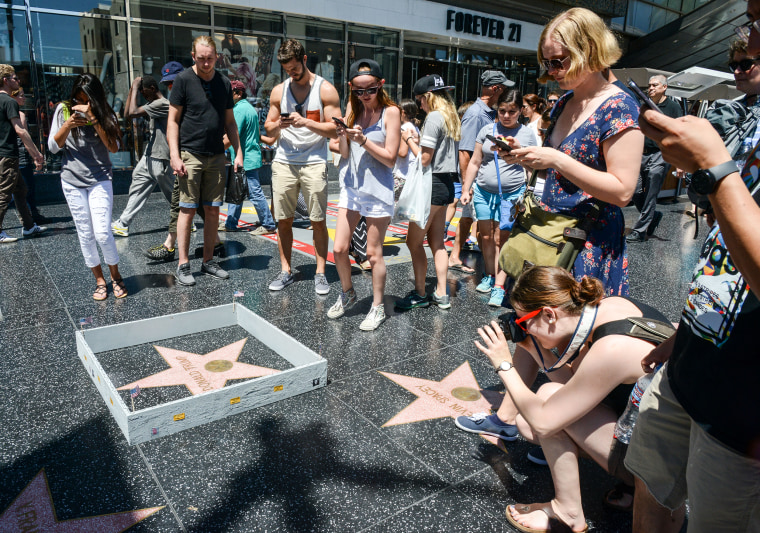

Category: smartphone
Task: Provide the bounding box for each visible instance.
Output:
[627,79,663,114]
[280,112,291,118]
[486,134,512,152]
[332,116,348,128]
[75,111,87,119]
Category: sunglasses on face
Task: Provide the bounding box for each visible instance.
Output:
[729,57,760,72]
[540,56,570,72]
[735,19,760,42]
[353,86,380,97]
[548,98,558,103]
[4,75,19,82]
[514,308,542,332]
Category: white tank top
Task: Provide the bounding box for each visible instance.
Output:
[275,75,329,165]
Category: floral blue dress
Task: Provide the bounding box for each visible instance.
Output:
[538,91,640,296]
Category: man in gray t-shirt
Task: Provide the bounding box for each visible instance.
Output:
[112,75,174,236]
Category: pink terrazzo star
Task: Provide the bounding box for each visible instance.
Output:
[0,470,163,531]
[379,361,502,426]
[117,338,280,396]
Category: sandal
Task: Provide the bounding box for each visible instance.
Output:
[506,502,588,533]
[603,482,635,512]
[92,284,108,301]
[112,278,128,299]
[448,262,476,274]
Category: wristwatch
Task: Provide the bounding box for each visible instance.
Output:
[689,161,739,195]
[495,361,513,373]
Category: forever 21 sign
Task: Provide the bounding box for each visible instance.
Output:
[446,10,521,42]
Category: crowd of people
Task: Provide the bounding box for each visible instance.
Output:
[0,4,758,531]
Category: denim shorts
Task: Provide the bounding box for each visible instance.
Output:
[472,183,526,231]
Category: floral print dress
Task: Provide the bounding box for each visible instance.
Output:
[538,91,640,296]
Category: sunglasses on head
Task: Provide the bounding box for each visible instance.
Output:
[729,57,760,72]
[540,56,570,72]
[735,19,760,42]
[353,86,380,97]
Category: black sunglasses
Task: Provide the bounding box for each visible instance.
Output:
[729,57,759,72]
[540,57,570,72]
[294,103,305,117]
[548,98,558,103]
[352,86,380,97]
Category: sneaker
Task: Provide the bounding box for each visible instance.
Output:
[174,262,196,286]
[476,275,495,293]
[626,230,646,243]
[647,211,663,237]
[191,222,197,233]
[527,446,548,466]
[201,259,229,280]
[111,221,128,237]
[145,244,176,262]
[314,273,330,295]
[431,290,451,309]
[269,271,295,291]
[395,290,430,310]
[454,413,519,441]
[488,286,506,307]
[22,224,48,238]
[360,304,386,331]
[250,226,276,236]
[327,288,357,319]
[0,230,18,243]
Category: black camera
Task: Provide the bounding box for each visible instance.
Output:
[498,311,527,343]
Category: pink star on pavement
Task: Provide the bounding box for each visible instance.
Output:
[0,469,163,532]
[118,338,280,396]
[379,361,502,426]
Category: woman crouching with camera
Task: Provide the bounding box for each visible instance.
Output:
[475,266,672,533]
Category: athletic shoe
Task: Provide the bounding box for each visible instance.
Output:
[145,244,176,262]
[175,262,196,286]
[327,289,357,319]
[489,287,506,307]
[0,231,18,243]
[111,221,128,237]
[647,211,663,237]
[431,290,451,309]
[250,226,276,236]
[201,259,229,280]
[454,412,519,441]
[191,222,197,233]
[22,224,47,238]
[395,290,430,310]
[269,271,295,291]
[360,304,386,331]
[527,446,548,466]
[314,273,330,295]
[476,275,495,293]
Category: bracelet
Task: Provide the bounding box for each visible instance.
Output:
[360,137,367,147]
[404,136,411,145]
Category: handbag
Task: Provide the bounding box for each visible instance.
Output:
[225,165,247,205]
[498,169,602,279]
[395,156,432,229]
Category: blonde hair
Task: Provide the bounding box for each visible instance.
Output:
[0,64,15,84]
[192,35,217,55]
[537,8,621,84]
[421,91,461,141]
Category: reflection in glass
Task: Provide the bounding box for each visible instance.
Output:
[29,0,125,13]
[129,0,210,26]
[213,7,282,34]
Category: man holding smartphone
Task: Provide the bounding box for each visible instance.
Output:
[263,39,340,295]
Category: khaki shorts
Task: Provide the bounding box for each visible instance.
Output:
[178,151,226,208]
[625,366,760,531]
[272,161,327,221]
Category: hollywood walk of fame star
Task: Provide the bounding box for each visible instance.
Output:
[0,469,163,531]
[379,361,503,426]
[118,338,280,396]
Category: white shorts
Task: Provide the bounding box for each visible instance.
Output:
[338,186,394,218]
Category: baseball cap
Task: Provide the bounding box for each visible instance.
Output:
[160,61,184,83]
[412,74,454,96]
[230,80,246,92]
[481,70,515,87]
[348,59,383,81]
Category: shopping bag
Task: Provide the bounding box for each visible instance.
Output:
[395,157,432,229]
[225,166,247,205]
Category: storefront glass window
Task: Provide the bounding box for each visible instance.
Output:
[0,8,36,146]
[348,46,398,103]
[130,21,197,75]
[29,0,125,15]
[348,25,398,47]
[129,0,209,26]
[214,7,282,35]
[287,20,346,105]
[404,41,448,61]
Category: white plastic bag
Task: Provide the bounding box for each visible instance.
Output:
[395,157,431,229]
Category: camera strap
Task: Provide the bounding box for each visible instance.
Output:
[537,304,598,373]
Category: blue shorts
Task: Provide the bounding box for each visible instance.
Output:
[454,181,462,199]
[472,183,526,231]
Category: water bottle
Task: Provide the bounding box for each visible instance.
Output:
[735,137,754,172]
[614,365,662,444]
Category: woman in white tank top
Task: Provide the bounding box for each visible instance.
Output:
[327,59,401,331]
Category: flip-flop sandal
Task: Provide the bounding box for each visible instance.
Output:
[92,284,108,301]
[448,263,476,274]
[112,278,128,299]
[505,502,588,533]
[603,482,635,512]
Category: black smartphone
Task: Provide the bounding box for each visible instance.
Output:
[332,116,348,128]
[280,112,291,118]
[627,79,663,114]
[486,134,512,152]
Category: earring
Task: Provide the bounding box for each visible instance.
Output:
[549,318,556,324]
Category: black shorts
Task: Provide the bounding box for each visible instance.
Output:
[431,172,456,206]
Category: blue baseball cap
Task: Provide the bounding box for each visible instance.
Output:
[160,61,184,83]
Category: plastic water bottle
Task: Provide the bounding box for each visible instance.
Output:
[735,137,754,172]
[614,365,662,444]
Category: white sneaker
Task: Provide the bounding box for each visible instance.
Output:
[359,304,386,331]
[111,221,128,237]
[22,224,47,238]
[327,289,357,319]
[0,230,18,243]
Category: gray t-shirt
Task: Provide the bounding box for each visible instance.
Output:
[420,110,459,174]
[143,96,169,160]
[474,122,536,194]
[459,98,496,153]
